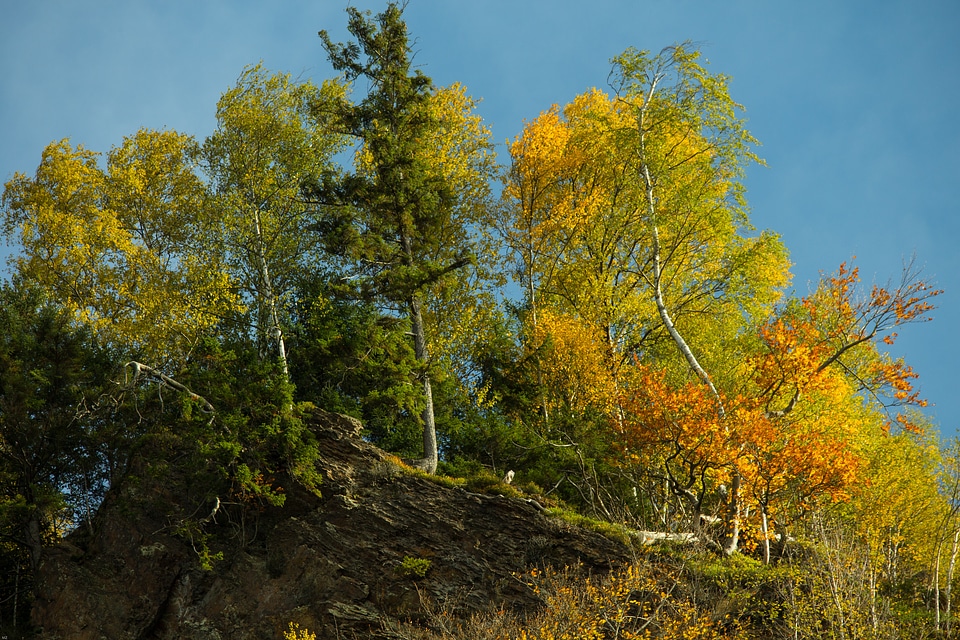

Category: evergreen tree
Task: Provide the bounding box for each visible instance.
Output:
[0,280,113,575]
[315,3,481,473]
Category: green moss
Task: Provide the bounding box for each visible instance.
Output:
[543,507,635,548]
[692,551,799,586]
[384,455,467,489]
[462,470,523,498]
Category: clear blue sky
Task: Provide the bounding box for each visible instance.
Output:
[2,1,958,434]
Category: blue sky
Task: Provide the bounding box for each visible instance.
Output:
[2,1,958,434]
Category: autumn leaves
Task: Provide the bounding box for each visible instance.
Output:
[0,28,941,559]
[496,45,940,555]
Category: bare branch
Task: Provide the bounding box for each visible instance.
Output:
[124,361,216,418]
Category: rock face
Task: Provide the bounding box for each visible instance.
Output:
[33,410,632,639]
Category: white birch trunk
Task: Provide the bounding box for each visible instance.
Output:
[947,525,960,635]
[410,294,438,474]
[641,163,724,417]
[253,208,289,381]
[722,472,741,556]
[635,65,733,553]
[817,516,848,640]
[761,506,771,565]
[935,541,943,631]
[527,238,550,426]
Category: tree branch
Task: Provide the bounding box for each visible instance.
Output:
[124,361,216,418]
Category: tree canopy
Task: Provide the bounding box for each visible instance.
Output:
[0,4,951,636]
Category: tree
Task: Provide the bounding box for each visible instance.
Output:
[202,64,348,380]
[600,42,940,552]
[932,437,960,635]
[620,258,940,556]
[498,51,789,426]
[494,45,790,530]
[315,3,495,473]
[2,132,240,367]
[754,259,939,429]
[0,280,113,576]
[607,44,782,412]
[287,274,424,455]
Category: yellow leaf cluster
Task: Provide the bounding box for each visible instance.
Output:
[2,134,242,365]
[529,309,618,416]
[514,564,731,640]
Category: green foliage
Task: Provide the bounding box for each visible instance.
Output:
[288,275,423,456]
[0,280,115,542]
[313,2,497,473]
[114,335,324,571]
[542,507,635,548]
[387,456,466,490]
[172,518,224,571]
[0,7,950,637]
[202,62,347,371]
[0,280,119,630]
[175,336,323,502]
[396,555,432,579]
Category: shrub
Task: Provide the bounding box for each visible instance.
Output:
[284,622,316,640]
[396,555,432,579]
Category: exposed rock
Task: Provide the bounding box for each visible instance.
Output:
[33,409,633,639]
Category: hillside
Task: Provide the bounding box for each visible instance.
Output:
[31,409,632,639]
[1,6,952,637]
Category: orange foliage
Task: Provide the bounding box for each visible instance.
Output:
[618,364,734,471]
[619,259,939,527]
[758,259,940,432]
[620,363,863,519]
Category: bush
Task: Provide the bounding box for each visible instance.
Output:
[284,622,316,640]
[396,555,432,579]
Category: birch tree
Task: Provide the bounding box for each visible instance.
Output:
[609,44,768,413]
[2,132,239,366]
[202,64,348,380]
[608,46,940,554]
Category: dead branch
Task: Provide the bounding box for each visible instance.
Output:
[124,361,216,418]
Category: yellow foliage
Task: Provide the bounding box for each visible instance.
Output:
[513,564,735,640]
[848,427,945,575]
[529,309,618,416]
[424,82,497,213]
[500,78,790,404]
[3,135,241,365]
[284,622,316,640]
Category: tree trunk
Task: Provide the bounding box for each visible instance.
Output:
[947,525,960,635]
[253,207,289,381]
[25,513,44,574]
[722,471,741,556]
[935,542,943,631]
[410,294,438,474]
[640,159,724,419]
[12,557,19,628]
[774,518,791,561]
[525,240,550,427]
[761,504,771,564]
[817,515,848,640]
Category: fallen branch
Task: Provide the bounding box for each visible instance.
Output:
[124,361,216,416]
[633,530,700,546]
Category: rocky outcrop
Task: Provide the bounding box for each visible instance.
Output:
[33,409,633,639]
